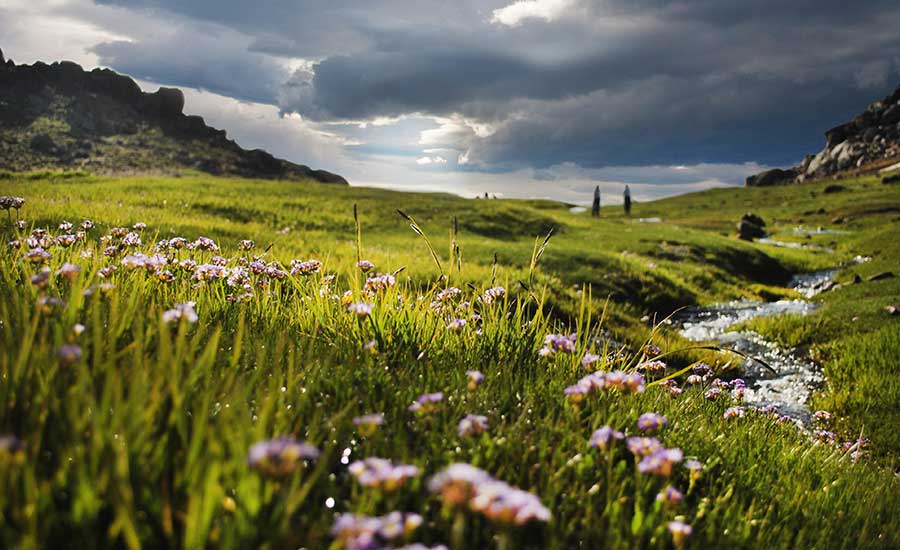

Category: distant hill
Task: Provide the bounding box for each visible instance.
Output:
[747,82,900,186]
[0,49,347,184]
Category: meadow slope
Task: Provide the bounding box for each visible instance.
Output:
[1,171,899,549]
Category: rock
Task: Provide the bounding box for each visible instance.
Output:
[883,174,900,184]
[851,274,863,284]
[141,87,184,117]
[886,305,899,316]
[823,184,846,194]
[882,104,900,125]
[867,271,895,282]
[89,68,142,103]
[825,122,855,147]
[0,48,4,64]
[745,168,796,187]
[861,126,878,142]
[737,213,767,241]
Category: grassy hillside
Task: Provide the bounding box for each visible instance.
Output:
[1,171,899,549]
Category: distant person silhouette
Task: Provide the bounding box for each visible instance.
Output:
[623,185,632,216]
[592,186,600,217]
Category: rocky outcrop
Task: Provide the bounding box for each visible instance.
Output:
[747,82,900,186]
[0,57,347,184]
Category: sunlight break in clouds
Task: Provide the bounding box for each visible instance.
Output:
[491,0,575,27]
[416,156,448,166]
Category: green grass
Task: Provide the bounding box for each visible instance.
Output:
[1,171,899,549]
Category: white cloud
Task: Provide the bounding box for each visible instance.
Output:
[490,0,575,27]
[416,156,448,165]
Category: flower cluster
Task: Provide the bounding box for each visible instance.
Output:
[162,302,199,324]
[247,437,320,477]
[408,393,443,415]
[357,259,375,272]
[481,286,506,305]
[332,512,423,550]
[348,302,374,318]
[457,415,489,438]
[353,413,385,436]
[564,370,645,403]
[365,273,396,293]
[589,426,624,451]
[637,360,667,375]
[349,457,420,491]
[539,333,576,356]
[0,195,26,211]
[465,370,484,391]
[626,436,684,477]
[636,412,668,433]
[290,258,322,275]
[428,464,551,525]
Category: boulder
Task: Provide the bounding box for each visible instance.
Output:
[0,48,4,64]
[825,122,855,147]
[745,168,796,187]
[737,213,766,241]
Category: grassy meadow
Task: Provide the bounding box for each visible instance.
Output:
[1,170,899,549]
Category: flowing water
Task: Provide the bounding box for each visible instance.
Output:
[676,270,837,423]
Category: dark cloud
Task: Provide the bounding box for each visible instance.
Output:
[91,24,288,105]
[85,0,900,170]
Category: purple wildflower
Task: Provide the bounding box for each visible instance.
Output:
[357,260,375,272]
[656,485,684,504]
[638,447,683,476]
[348,302,374,318]
[408,392,443,414]
[481,286,506,305]
[466,370,484,390]
[636,412,668,432]
[56,344,82,367]
[457,415,489,438]
[723,406,745,419]
[348,457,420,491]
[668,521,693,545]
[332,512,422,550]
[162,302,198,324]
[542,333,577,355]
[589,426,624,451]
[247,437,320,477]
[352,413,385,436]
[626,436,663,457]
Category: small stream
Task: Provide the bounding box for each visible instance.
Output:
[676,270,837,423]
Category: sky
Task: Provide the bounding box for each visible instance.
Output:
[2,0,900,204]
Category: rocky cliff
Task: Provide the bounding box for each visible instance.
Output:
[0,49,347,184]
[746,82,900,186]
